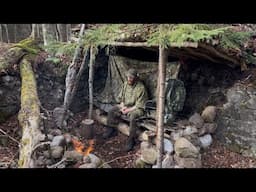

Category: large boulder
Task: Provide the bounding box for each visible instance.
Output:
[216,83,256,157]
[201,106,217,123]
[174,137,199,158]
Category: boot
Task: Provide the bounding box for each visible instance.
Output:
[124,137,135,152]
[102,127,117,139]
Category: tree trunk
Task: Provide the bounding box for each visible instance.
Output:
[18,56,43,168]
[156,46,167,168]
[31,24,41,40]
[88,46,96,119]
[42,24,58,46]
[0,24,2,42]
[57,24,68,42]
[80,119,95,139]
[4,24,10,43]
[57,24,86,128]
[66,24,71,42]
[14,24,17,42]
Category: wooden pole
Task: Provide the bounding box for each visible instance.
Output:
[156,45,167,168]
[88,46,96,119]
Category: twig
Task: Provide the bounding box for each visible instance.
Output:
[47,158,67,168]
[0,128,20,145]
[39,102,52,118]
[32,141,51,153]
[241,74,252,83]
[99,154,137,168]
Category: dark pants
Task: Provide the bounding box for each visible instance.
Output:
[107,105,144,140]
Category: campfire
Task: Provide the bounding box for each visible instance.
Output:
[72,138,95,156]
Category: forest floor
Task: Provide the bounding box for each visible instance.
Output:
[1,112,256,168]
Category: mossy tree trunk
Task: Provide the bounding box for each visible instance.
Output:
[0,38,43,167]
[18,56,43,168]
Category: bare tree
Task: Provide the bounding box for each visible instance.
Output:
[57,24,68,42]
[57,24,86,128]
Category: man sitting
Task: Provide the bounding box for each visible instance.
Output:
[103,68,148,152]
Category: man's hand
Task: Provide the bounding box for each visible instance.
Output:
[121,106,136,115]
[121,106,128,114]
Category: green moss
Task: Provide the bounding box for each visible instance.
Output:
[19,57,40,125]
[18,157,24,167]
[21,138,30,146]
[13,38,41,55]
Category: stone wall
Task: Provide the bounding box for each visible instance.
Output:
[216,83,256,157]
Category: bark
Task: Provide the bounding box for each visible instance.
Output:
[109,41,198,48]
[80,119,94,139]
[14,24,17,42]
[0,24,2,42]
[88,46,96,119]
[31,24,41,40]
[156,46,167,168]
[18,56,44,168]
[66,24,71,42]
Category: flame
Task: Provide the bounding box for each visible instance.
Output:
[84,139,94,156]
[72,138,94,156]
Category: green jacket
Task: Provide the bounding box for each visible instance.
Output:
[117,80,148,111]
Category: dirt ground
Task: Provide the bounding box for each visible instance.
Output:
[1,112,256,168]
